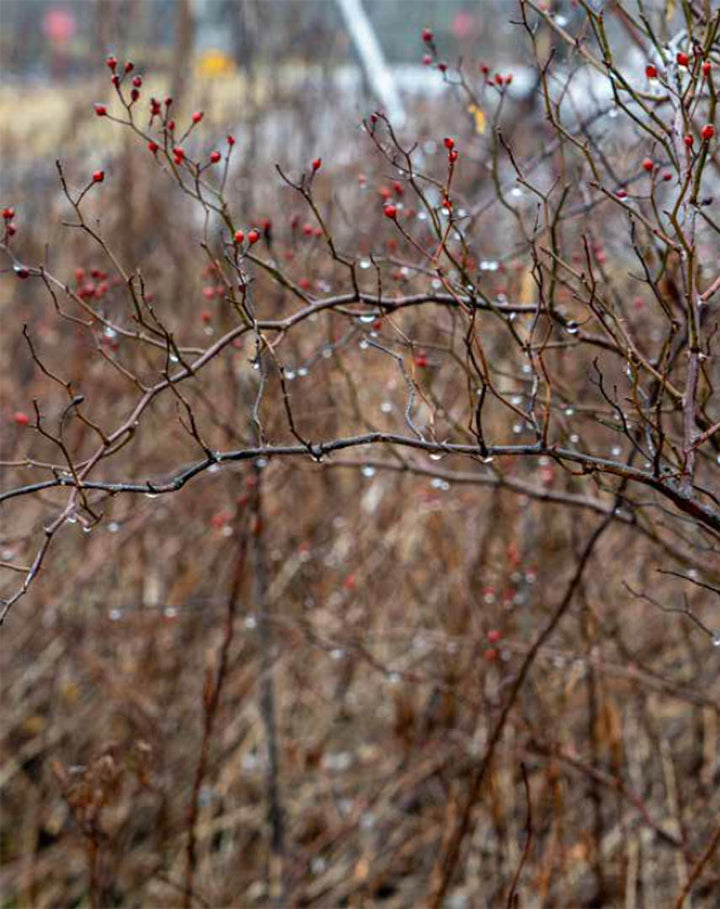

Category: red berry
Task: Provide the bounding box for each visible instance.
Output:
[484,648,498,662]
[92,170,104,183]
[379,185,392,200]
[642,158,654,171]
[702,61,711,77]
[111,74,120,87]
[234,229,244,244]
[210,150,222,164]
[106,55,117,71]
[173,146,185,162]
[684,134,694,147]
[422,27,433,42]
[147,140,158,154]
[313,226,322,238]
[422,54,432,66]
[94,104,107,116]
[303,223,313,236]
[299,277,311,290]
[14,266,29,279]
[505,73,513,84]
[393,181,404,196]
[645,64,658,78]
[227,134,235,146]
[495,73,503,85]
[192,111,203,124]
[13,411,30,426]
[75,268,85,282]
[2,207,14,220]
[130,89,140,102]
[312,157,322,171]
[167,119,175,132]
[701,124,715,141]
[438,62,447,72]
[415,352,427,368]
[662,172,672,181]
[676,52,689,66]
[6,222,16,236]
[487,630,502,644]
[383,203,397,219]
[201,309,212,323]
[448,149,458,164]
[444,137,455,149]
[124,61,134,73]
[615,189,628,199]
[150,98,161,116]
[480,63,489,75]
[132,76,142,88]
[247,229,260,245]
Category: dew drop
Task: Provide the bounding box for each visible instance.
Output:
[361,465,376,478]
[417,211,428,221]
[208,463,220,473]
[103,326,117,339]
[109,608,122,621]
[565,321,579,335]
[298,367,308,377]
[244,614,257,629]
[358,313,377,324]
[510,186,523,198]
[429,452,444,461]
[164,606,178,618]
[82,524,92,534]
[255,457,268,469]
[380,401,393,413]
[330,648,345,660]
[107,521,120,533]
[359,339,369,350]
[713,634,720,648]
[285,370,296,381]
[388,672,401,684]
[359,258,371,270]
[322,347,332,359]
[611,446,622,457]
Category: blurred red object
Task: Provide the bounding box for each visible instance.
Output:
[43,7,77,45]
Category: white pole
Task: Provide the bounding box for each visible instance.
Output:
[335,0,406,126]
